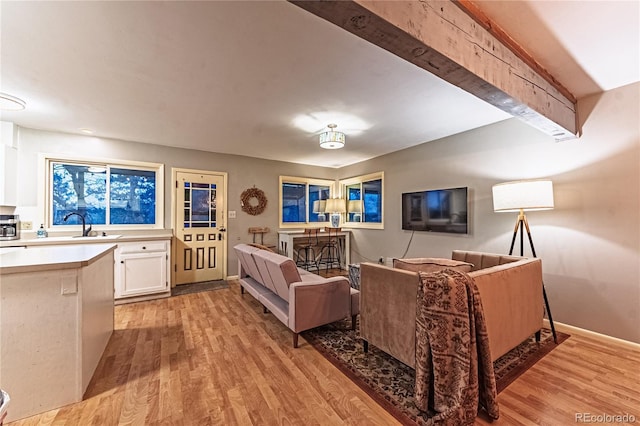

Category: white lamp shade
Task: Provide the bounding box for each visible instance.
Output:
[312,199,326,213]
[324,198,346,213]
[348,200,362,213]
[492,180,554,212]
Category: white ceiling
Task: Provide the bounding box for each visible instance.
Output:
[1,1,638,168]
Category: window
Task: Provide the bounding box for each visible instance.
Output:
[46,156,164,229]
[340,172,384,229]
[279,176,333,227]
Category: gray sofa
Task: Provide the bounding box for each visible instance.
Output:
[234,243,360,347]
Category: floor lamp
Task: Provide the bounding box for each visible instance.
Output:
[492,179,557,343]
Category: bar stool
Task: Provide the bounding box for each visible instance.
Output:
[295,228,320,272]
[319,226,342,271]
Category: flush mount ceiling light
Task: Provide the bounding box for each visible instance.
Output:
[319,124,345,149]
[0,93,26,111]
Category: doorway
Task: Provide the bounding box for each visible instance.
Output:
[172,168,228,285]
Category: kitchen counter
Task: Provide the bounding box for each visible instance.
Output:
[0,243,115,422]
[0,231,172,248]
[0,243,117,274]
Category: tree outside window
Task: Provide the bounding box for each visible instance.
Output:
[50,160,160,228]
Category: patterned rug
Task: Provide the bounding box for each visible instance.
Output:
[302,318,568,425]
[171,280,229,296]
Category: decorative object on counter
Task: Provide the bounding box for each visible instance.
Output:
[0,215,19,241]
[36,224,48,238]
[240,186,267,216]
[325,198,346,228]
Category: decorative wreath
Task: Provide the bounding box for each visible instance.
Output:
[240,187,267,216]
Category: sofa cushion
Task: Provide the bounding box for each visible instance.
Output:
[234,244,264,282]
[452,250,522,271]
[252,249,302,302]
[393,257,474,273]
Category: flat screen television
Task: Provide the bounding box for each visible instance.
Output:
[401,187,468,234]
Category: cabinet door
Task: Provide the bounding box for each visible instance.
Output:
[117,252,167,297]
[0,145,17,206]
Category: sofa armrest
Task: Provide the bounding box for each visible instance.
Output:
[288,277,351,333]
[470,258,543,359]
[360,263,420,368]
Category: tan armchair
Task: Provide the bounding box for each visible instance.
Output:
[360,251,543,367]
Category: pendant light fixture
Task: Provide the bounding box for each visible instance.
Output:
[319,123,345,149]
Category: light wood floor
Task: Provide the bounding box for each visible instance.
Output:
[8,279,640,426]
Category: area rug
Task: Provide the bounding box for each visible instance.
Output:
[171,280,229,296]
[302,318,568,425]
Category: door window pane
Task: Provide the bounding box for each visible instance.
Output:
[183,182,216,228]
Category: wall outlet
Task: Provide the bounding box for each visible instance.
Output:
[228,210,236,219]
[21,221,33,230]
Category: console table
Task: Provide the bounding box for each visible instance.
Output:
[277,229,350,269]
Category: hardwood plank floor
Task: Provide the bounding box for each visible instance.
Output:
[8,278,640,425]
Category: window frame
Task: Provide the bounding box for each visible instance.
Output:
[43,154,165,231]
[340,171,384,230]
[279,175,335,228]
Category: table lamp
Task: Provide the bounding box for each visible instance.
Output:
[325,198,346,228]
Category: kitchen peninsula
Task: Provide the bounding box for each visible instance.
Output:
[0,243,116,422]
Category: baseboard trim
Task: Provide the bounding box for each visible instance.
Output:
[226,275,239,281]
[544,319,640,350]
[115,291,171,305]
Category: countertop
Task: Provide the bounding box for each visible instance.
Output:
[0,243,117,274]
[0,232,172,248]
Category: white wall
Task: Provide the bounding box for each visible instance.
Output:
[340,82,640,343]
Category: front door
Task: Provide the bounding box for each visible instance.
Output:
[174,170,226,285]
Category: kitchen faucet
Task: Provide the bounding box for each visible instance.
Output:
[63,212,92,237]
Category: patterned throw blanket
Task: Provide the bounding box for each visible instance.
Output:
[415,269,500,425]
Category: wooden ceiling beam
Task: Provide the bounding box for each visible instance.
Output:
[290,0,577,141]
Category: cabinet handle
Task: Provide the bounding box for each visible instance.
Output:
[142,246,146,249]
[120,261,124,264]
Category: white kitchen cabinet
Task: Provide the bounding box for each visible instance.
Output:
[114,239,170,300]
[0,144,17,206]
